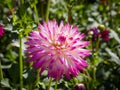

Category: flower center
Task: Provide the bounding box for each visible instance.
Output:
[51,35,68,51]
[58,36,66,44]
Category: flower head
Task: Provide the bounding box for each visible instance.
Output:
[100,30,110,41]
[88,27,110,41]
[0,24,4,38]
[73,84,86,90]
[88,28,100,41]
[25,20,91,80]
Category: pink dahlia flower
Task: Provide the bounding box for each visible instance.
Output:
[0,24,4,38]
[100,30,110,41]
[25,20,91,80]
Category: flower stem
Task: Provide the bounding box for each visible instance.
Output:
[21,0,24,4]
[48,77,52,90]
[109,0,113,29]
[35,69,40,87]
[96,35,100,54]
[34,3,39,23]
[19,33,23,90]
[45,0,50,22]
[54,80,58,90]
[68,6,72,24]
[0,59,3,81]
[40,0,44,19]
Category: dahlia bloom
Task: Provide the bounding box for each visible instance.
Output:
[0,24,4,38]
[88,27,110,41]
[100,30,110,41]
[88,28,100,41]
[25,20,91,80]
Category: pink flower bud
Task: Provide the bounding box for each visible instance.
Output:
[73,84,86,90]
[0,24,4,38]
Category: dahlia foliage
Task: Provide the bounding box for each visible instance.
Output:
[25,20,91,80]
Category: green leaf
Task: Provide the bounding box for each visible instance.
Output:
[110,30,120,44]
[105,48,120,65]
[1,78,11,88]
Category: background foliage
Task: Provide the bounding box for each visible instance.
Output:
[0,0,120,90]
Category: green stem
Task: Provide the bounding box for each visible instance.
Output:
[45,0,50,22]
[96,36,100,54]
[40,0,44,19]
[109,0,113,29]
[21,0,24,4]
[91,65,96,90]
[48,77,52,90]
[37,69,40,81]
[35,69,40,87]
[54,80,58,90]
[0,59,3,81]
[29,62,33,68]
[34,4,39,23]
[84,70,91,90]
[19,33,23,90]
[68,6,72,24]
